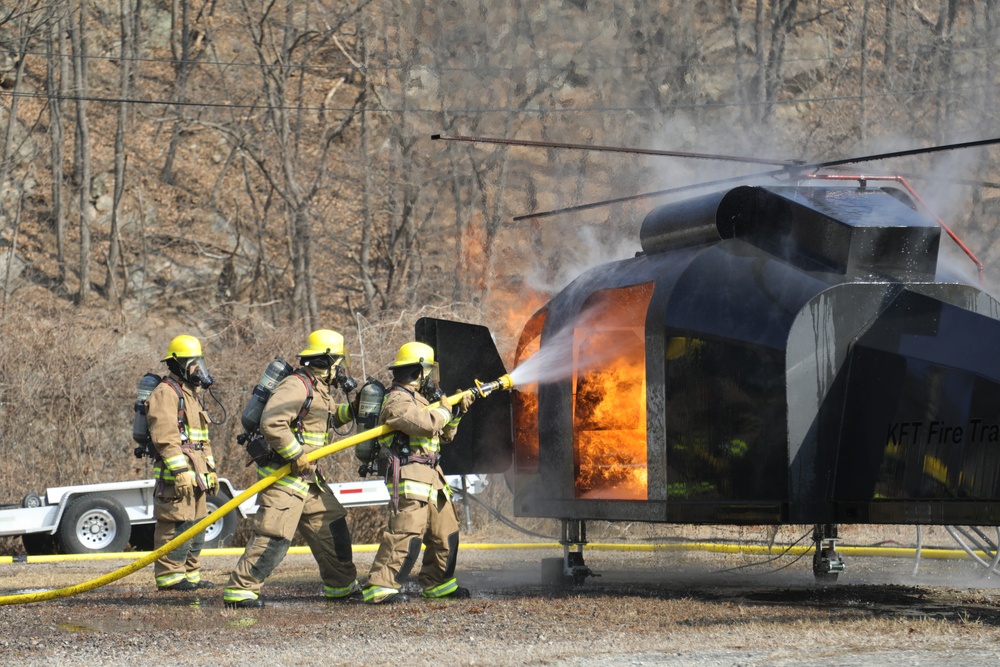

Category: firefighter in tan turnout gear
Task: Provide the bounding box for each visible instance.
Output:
[363,341,475,604]
[149,335,219,591]
[224,330,360,609]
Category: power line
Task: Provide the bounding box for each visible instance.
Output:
[1,82,996,114]
[9,40,998,75]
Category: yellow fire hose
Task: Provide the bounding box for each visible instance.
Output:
[0,384,501,607]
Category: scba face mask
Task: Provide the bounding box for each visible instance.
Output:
[186,357,215,389]
[334,365,359,393]
[418,362,443,401]
[303,354,340,385]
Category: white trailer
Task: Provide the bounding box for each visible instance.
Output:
[0,475,486,556]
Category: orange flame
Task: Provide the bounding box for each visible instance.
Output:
[573,328,648,499]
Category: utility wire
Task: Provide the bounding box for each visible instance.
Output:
[9,39,998,73]
[1,82,997,114]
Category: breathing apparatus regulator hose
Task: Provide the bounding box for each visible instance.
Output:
[0,383,508,607]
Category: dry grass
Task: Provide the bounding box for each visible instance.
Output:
[3,548,1000,666]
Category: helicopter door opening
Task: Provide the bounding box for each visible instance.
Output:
[513,308,546,476]
[573,283,654,500]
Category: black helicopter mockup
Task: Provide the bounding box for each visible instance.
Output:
[413,135,1000,584]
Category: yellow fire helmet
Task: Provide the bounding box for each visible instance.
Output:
[162,334,203,361]
[389,341,434,368]
[388,341,441,383]
[299,329,346,360]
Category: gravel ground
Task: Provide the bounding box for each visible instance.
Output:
[3,538,1000,667]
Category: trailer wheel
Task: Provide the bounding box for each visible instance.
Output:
[21,493,43,508]
[203,493,237,549]
[59,495,131,554]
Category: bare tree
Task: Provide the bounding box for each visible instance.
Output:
[726,0,802,125]
[46,3,68,287]
[104,0,135,303]
[69,0,91,305]
[235,0,367,329]
[0,0,44,225]
[160,0,207,185]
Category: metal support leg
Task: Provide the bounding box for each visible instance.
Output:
[561,519,597,584]
[812,523,844,582]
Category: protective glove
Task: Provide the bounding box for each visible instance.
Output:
[290,454,312,475]
[458,391,475,414]
[204,472,219,494]
[174,470,196,500]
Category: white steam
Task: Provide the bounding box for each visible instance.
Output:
[509,306,620,388]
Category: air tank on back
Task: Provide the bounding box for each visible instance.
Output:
[132,372,164,446]
[241,357,294,434]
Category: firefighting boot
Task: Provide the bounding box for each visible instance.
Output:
[223,587,264,608]
[185,573,215,589]
[325,580,362,602]
[420,578,470,600]
[362,585,401,604]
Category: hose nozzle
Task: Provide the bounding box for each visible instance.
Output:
[472,374,514,398]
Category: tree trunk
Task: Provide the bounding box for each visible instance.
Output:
[883,0,896,66]
[47,11,67,287]
[0,13,29,226]
[859,0,870,145]
[161,0,194,184]
[105,0,134,302]
[70,0,92,305]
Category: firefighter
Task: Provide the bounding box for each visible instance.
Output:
[223,329,359,609]
[362,341,475,604]
[149,334,219,591]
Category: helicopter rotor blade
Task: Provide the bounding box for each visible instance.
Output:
[512,168,787,221]
[806,136,1000,170]
[432,133,799,167]
[437,132,1000,219]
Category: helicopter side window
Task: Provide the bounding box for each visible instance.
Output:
[664,335,786,502]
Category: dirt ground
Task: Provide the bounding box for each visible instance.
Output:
[3,524,1000,667]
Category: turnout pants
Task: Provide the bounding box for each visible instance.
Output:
[153,484,208,588]
[225,483,357,601]
[366,489,460,593]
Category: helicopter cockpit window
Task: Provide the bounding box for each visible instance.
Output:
[665,334,786,501]
[573,283,654,500]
